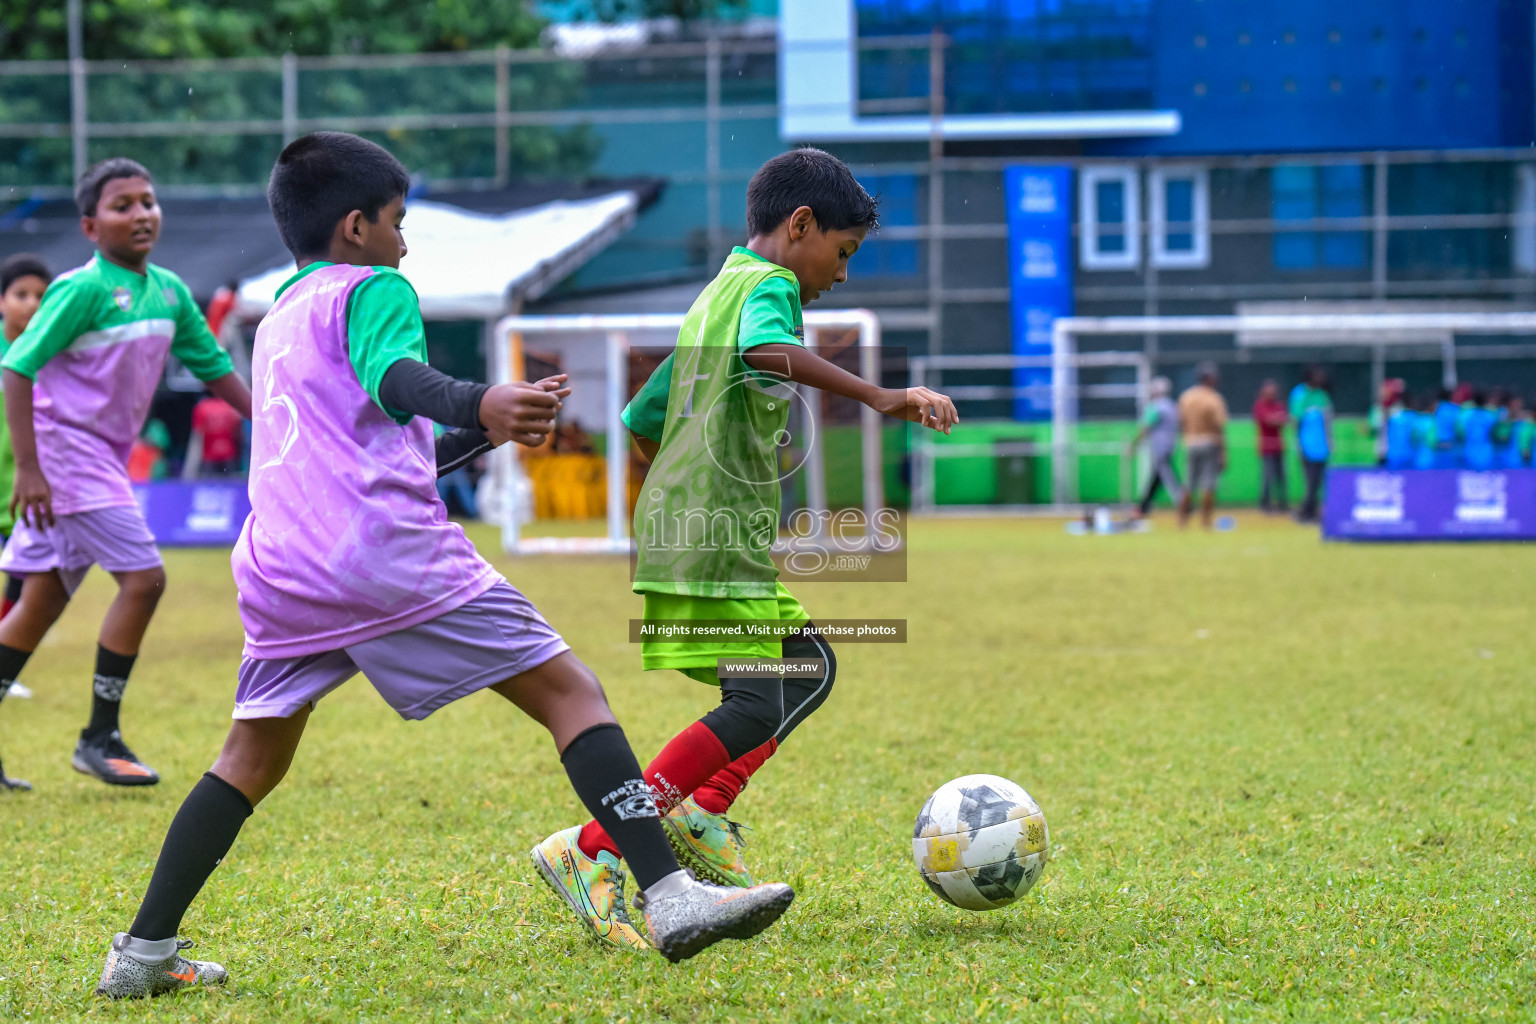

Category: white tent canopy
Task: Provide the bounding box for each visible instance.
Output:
[236,191,640,321]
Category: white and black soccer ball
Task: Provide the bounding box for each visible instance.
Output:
[911,774,1049,911]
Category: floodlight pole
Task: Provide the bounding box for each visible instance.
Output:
[68,0,87,181]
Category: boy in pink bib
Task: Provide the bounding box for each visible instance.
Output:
[94,133,793,999]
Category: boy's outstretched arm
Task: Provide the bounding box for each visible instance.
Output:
[204,372,253,419]
[742,343,958,433]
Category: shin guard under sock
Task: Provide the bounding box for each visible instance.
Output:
[577,720,730,863]
[85,645,136,740]
[559,722,681,891]
[129,772,253,941]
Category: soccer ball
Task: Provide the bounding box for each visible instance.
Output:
[911,774,1049,911]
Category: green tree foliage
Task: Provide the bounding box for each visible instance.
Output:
[0,1,601,191]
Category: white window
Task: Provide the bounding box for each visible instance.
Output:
[1149,165,1211,269]
[1079,165,1140,270]
[1516,165,1536,275]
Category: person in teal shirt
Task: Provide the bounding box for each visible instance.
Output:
[1291,366,1333,522]
[1432,388,1463,468]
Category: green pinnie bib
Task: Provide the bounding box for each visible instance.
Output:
[632,251,801,599]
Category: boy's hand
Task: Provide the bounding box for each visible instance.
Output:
[11,465,52,529]
[873,387,959,434]
[480,375,569,447]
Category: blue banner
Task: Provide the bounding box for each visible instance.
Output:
[1322,468,1536,541]
[1004,165,1073,421]
[134,481,250,547]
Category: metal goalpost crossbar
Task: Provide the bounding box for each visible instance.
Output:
[909,349,1152,515]
[489,309,887,554]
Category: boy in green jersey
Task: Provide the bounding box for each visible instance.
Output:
[533,148,958,942]
[0,255,49,721]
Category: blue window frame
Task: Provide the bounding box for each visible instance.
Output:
[1272,163,1367,270]
[856,172,919,277]
[856,0,1154,116]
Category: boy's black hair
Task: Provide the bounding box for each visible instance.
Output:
[0,253,51,295]
[75,158,154,217]
[746,148,880,237]
[267,132,411,259]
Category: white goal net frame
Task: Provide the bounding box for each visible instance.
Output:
[488,310,888,554]
[913,311,1536,513]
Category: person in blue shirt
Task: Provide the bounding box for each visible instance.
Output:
[1495,392,1530,469]
[1411,393,1439,469]
[1461,389,1498,471]
[1432,387,1463,468]
[1384,395,1416,470]
[1291,365,1333,523]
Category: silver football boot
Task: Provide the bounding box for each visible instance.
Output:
[96,933,228,999]
[635,875,794,962]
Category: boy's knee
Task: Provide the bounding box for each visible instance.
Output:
[121,567,167,603]
[703,677,783,758]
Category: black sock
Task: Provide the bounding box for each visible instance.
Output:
[3,575,20,605]
[129,772,254,941]
[85,645,136,740]
[0,642,31,705]
[560,723,681,891]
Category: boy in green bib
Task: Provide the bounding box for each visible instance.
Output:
[533,148,958,943]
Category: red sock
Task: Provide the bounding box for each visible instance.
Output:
[692,737,778,814]
[576,720,730,860]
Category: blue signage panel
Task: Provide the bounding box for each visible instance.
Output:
[134,481,251,547]
[1322,468,1536,541]
[1004,165,1073,421]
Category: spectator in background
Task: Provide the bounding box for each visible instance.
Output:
[1496,392,1531,469]
[1292,365,1333,523]
[1252,379,1289,514]
[1177,362,1228,530]
[1462,389,1499,471]
[1433,387,1464,467]
[190,392,243,477]
[127,419,171,482]
[1128,375,1183,520]
[1411,392,1439,469]
[1385,390,1417,470]
[205,278,238,339]
[1368,378,1405,466]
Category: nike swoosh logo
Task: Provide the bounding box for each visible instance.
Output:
[688,825,708,841]
[563,850,613,927]
[166,967,197,983]
[105,758,155,777]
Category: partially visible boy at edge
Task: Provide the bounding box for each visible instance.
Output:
[0,254,50,714]
[0,163,253,792]
[533,147,961,944]
[93,132,793,1000]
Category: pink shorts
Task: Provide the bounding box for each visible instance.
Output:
[233,581,571,721]
[0,505,162,595]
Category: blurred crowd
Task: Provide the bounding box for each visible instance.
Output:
[1131,363,1536,530]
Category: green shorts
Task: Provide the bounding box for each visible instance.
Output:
[639,582,809,685]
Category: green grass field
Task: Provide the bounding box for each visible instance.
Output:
[3,516,1535,1022]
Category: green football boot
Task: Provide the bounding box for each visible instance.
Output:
[530,825,649,951]
[663,796,755,888]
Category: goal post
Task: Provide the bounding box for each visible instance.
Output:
[912,310,1536,514]
[1047,310,1536,507]
[487,309,887,555]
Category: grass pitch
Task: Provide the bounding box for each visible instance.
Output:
[2,515,1534,1022]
